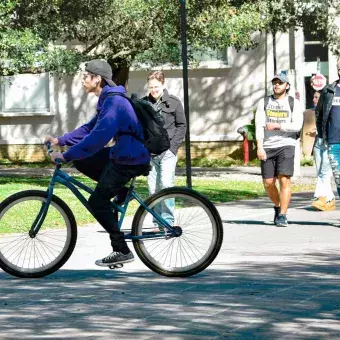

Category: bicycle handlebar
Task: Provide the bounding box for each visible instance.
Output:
[44,141,63,164]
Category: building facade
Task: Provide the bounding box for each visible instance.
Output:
[0,29,338,162]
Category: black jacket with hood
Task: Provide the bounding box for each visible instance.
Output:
[316,79,340,142]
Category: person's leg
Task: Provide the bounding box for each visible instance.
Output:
[147,156,161,195]
[313,141,335,210]
[157,150,177,225]
[313,140,324,198]
[89,161,150,264]
[147,156,163,226]
[261,149,280,222]
[278,175,292,214]
[89,162,132,255]
[328,144,340,198]
[320,146,335,201]
[73,148,110,181]
[275,146,295,227]
[263,177,280,206]
[148,151,177,227]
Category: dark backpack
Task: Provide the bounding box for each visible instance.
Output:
[105,92,170,155]
[264,95,301,139]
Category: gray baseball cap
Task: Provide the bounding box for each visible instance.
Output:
[85,59,116,87]
[271,73,290,84]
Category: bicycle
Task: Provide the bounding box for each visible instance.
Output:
[0,144,223,278]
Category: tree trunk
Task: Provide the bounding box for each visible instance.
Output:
[108,60,130,90]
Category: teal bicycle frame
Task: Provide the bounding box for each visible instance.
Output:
[28,161,176,240]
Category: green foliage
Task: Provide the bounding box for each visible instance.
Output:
[189,2,264,51]
[258,0,339,54]
[0,0,339,75]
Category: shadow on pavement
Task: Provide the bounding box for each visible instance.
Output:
[1,250,340,339]
[223,220,340,228]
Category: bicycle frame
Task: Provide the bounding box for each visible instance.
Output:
[28,163,174,240]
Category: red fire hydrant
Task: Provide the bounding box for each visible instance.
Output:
[237,126,249,165]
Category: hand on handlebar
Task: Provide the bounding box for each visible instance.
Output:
[44,136,59,146]
[50,151,65,163]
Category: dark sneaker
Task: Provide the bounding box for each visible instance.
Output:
[95,251,134,267]
[274,206,280,224]
[276,214,288,227]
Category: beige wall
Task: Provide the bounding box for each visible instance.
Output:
[0,29,337,162]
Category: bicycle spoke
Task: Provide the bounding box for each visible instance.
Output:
[0,194,74,275]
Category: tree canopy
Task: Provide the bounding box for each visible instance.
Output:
[0,0,339,77]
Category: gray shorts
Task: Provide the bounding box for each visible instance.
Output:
[261,145,295,179]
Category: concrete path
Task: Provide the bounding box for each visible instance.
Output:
[1,191,339,339]
[0,165,317,177]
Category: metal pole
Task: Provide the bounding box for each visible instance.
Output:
[272,30,277,74]
[180,0,192,188]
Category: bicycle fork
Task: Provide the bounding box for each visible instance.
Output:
[28,183,55,238]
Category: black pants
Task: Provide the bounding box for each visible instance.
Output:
[73,148,150,253]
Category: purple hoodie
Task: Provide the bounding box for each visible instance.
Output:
[58,85,150,165]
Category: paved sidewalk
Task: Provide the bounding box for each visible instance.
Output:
[1,189,339,339]
[0,165,317,177]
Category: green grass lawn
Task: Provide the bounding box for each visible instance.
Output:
[0,174,314,230]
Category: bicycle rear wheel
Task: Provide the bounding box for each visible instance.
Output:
[132,187,223,277]
[0,190,77,278]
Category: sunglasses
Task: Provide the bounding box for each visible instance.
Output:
[272,80,285,85]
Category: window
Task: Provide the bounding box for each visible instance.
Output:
[191,47,231,68]
[304,31,328,63]
[0,73,53,116]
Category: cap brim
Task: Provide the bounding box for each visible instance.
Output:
[104,78,116,87]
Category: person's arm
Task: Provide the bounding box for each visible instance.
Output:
[279,98,303,132]
[255,98,267,160]
[315,90,325,138]
[169,100,187,154]
[62,99,118,162]
[57,114,98,147]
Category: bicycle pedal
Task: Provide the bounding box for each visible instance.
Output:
[108,263,124,269]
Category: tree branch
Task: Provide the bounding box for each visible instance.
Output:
[83,32,112,54]
[110,49,136,60]
[83,20,129,54]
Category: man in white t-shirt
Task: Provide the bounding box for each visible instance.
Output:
[255,73,303,227]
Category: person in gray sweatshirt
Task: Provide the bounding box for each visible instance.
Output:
[255,73,303,227]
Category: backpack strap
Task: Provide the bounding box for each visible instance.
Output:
[263,95,271,111]
[264,95,294,112]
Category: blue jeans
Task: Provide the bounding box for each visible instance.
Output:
[327,143,340,198]
[147,150,178,225]
[313,138,334,200]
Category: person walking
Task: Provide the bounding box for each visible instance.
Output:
[311,90,336,211]
[45,59,151,267]
[142,71,186,228]
[255,73,303,227]
[316,60,340,201]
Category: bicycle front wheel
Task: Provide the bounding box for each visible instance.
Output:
[132,187,223,277]
[0,190,77,278]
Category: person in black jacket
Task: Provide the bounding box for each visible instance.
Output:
[142,71,187,229]
[316,60,340,199]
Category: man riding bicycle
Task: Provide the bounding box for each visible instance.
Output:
[45,59,150,267]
